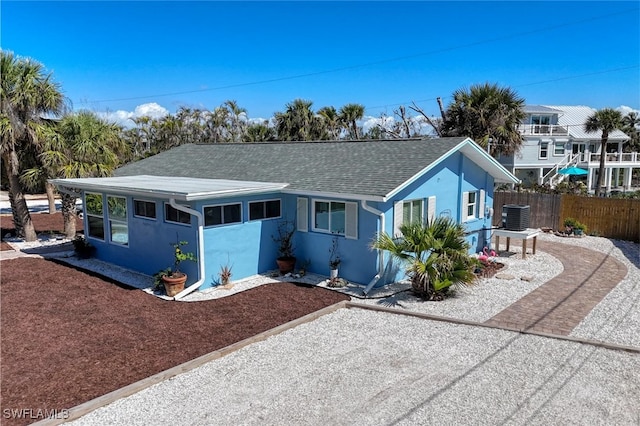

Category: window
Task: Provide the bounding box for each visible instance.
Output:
[134,199,156,219]
[85,192,104,240]
[249,199,281,221]
[402,199,423,225]
[204,203,242,226]
[463,191,477,221]
[312,200,358,238]
[107,196,128,245]
[539,142,549,159]
[165,203,192,225]
[554,142,565,156]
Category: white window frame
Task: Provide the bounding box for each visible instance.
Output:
[164,203,192,226]
[553,141,565,156]
[462,191,478,222]
[133,199,157,220]
[402,199,423,225]
[107,195,128,246]
[85,192,105,241]
[539,142,549,159]
[311,199,358,239]
[203,202,242,227]
[248,199,281,222]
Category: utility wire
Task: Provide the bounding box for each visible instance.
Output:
[81,8,638,106]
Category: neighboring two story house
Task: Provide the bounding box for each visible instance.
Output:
[498,105,637,194]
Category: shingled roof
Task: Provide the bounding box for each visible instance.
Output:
[114,138,517,200]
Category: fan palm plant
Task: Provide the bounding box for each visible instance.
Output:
[372,216,476,300]
[584,108,624,196]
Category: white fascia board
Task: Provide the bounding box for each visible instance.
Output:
[282,188,384,203]
[49,178,289,202]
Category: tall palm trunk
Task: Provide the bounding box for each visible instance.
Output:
[3,151,37,241]
[45,182,57,213]
[61,193,77,238]
[595,131,609,197]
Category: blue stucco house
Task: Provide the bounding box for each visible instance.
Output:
[51,137,519,298]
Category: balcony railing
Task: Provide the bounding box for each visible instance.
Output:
[584,152,640,164]
[518,124,569,136]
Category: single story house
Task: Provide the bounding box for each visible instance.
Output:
[51,137,519,298]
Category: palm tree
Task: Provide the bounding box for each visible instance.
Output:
[441,83,525,156]
[621,111,639,152]
[584,108,624,196]
[22,111,127,237]
[274,99,326,141]
[339,103,365,140]
[317,106,341,140]
[244,121,275,142]
[0,51,66,241]
[371,217,476,300]
[223,100,247,142]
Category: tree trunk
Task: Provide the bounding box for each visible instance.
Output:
[2,151,37,241]
[61,193,77,238]
[595,133,609,197]
[46,181,57,214]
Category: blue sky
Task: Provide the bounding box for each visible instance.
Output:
[3,1,639,125]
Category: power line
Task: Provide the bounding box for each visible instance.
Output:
[81,7,638,106]
[367,65,640,114]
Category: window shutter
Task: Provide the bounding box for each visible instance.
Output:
[479,189,485,219]
[297,197,308,232]
[393,201,403,236]
[427,196,436,224]
[345,202,358,239]
[462,192,469,222]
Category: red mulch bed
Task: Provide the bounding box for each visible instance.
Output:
[0,212,349,425]
[0,212,83,238]
[0,258,349,425]
[0,242,12,251]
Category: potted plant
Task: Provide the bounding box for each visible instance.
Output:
[328,237,341,279]
[72,235,95,259]
[272,221,296,274]
[563,217,587,236]
[154,240,197,297]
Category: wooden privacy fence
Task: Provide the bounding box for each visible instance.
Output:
[493,192,640,242]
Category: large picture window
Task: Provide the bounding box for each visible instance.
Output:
[312,200,358,238]
[107,196,128,245]
[204,203,242,226]
[85,192,104,240]
[249,199,281,221]
[165,204,192,225]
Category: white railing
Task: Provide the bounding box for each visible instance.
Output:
[586,152,640,164]
[518,124,569,136]
[540,152,581,186]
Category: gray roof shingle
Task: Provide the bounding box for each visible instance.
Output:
[114,138,469,198]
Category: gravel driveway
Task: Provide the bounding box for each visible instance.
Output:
[64,234,640,425]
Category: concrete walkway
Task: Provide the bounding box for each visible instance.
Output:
[485,240,628,335]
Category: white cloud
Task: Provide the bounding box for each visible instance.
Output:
[99,102,169,127]
[616,105,640,116]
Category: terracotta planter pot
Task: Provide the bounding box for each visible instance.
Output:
[162,273,187,297]
[276,256,296,274]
